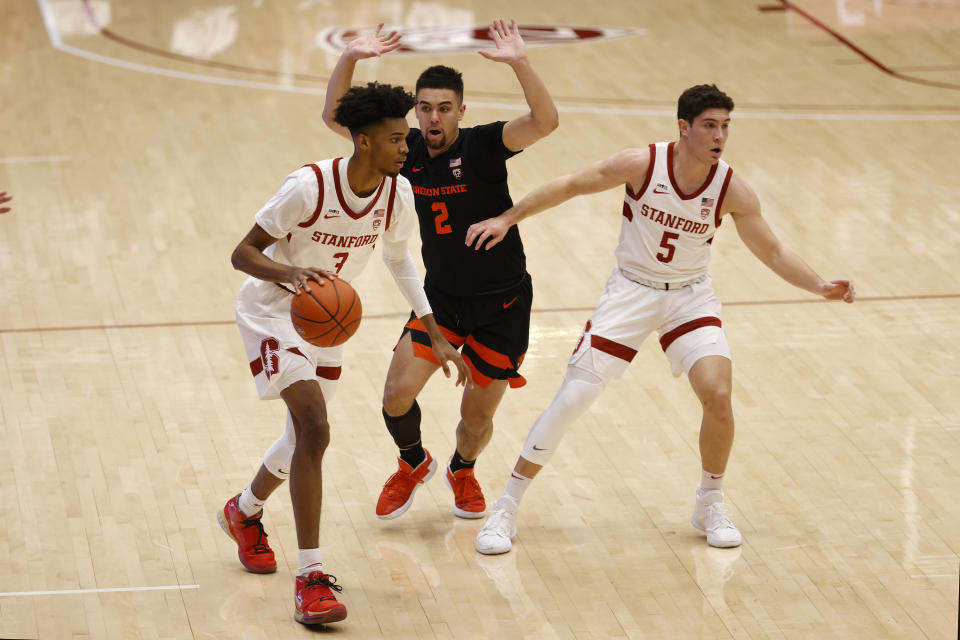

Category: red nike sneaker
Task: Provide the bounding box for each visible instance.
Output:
[217,494,277,574]
[294,571,347,625]
[375,450,436,519]
[443,464,487,518]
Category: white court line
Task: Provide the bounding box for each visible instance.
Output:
[0,584,200,597]
[0,155,73,164]
[37,0,960,122]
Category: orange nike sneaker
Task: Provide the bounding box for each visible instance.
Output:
[376,450,436,519]
[217,495,277,574]
[294,571,347,625]
[443,464,487,518]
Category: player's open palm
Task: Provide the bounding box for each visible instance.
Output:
[346,23,402,60]
[820,279,855,303]
[478,19,525,63]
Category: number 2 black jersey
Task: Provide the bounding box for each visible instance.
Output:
[403,122,525,296]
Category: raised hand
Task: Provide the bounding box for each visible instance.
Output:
[478,18,526,63]
[345,23,402,60]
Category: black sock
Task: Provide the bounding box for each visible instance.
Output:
[449,450,475,473]
[383,402,425,468]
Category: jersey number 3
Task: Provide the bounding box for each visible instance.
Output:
[657,231,679,263]
[432,202,452,235]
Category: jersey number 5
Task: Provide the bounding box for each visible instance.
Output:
[657,231,679,263]
[432,202,452,235]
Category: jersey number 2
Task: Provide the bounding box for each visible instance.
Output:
[432,202,452,235]
[657,231,679,263]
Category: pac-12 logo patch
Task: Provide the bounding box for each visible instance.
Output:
[317,25,645,56]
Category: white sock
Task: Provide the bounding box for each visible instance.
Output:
[699,469,724,494]
[298,549,324,576]
[504,471,532,504]
[238,487,265,517]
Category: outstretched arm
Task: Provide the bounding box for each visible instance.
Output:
[727,176,855,302]
[465,147,650,250]
[322,23,402,140]
[479,19,559,152]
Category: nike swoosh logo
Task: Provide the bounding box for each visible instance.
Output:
[532,445,547,451]
[653,188,668,194]
[411,166,424,172]
[710,475,723,479]
[323,214,338,219]
[503,297,518,309]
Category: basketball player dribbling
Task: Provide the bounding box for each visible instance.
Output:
[322,20,559,522]
[217,82,467,625]
[465,84,856,554]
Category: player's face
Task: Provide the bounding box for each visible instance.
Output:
[415,88,465,154]
[680,108,731,165]
[366,117,410,177]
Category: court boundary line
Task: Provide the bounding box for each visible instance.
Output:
[0,294,957,335]
[0,585,201,597]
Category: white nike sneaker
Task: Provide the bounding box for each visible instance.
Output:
[690,490,742,548]
[475,495,519,555]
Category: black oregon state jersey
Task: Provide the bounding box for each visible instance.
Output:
[403,122,525,296]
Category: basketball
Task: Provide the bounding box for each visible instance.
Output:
[290,278,362,347]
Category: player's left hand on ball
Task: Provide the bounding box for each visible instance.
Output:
[820,279,855,303]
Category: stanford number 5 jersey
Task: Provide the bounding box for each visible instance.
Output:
[619,142,733,284]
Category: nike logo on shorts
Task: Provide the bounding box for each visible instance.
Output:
[503,297,518,309]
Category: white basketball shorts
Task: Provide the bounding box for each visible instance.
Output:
[568,268,731,380]
[236,308,344,400]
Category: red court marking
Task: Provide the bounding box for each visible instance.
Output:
[767,0,960,91]
[2,294,958,335]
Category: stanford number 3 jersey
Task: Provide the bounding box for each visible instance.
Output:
[235,158,416,335]
[619,142,733,284]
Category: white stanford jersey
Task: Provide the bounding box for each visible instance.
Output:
[236,157,416,337]
[618,141,733,284]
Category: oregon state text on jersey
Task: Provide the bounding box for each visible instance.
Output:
[619,142,733,284]
[403,122,525,296]
[235,157,416,333]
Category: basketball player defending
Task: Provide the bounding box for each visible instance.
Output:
[322,21,559,520]
[465,84,856,553]
[219,83,467,625]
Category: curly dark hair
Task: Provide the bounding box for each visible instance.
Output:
[415,65,464,102]
[677,84,735,123]
[333,82,416,134]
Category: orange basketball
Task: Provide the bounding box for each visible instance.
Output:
[290,278,362,347]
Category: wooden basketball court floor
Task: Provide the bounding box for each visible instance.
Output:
[1,0,959,638]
